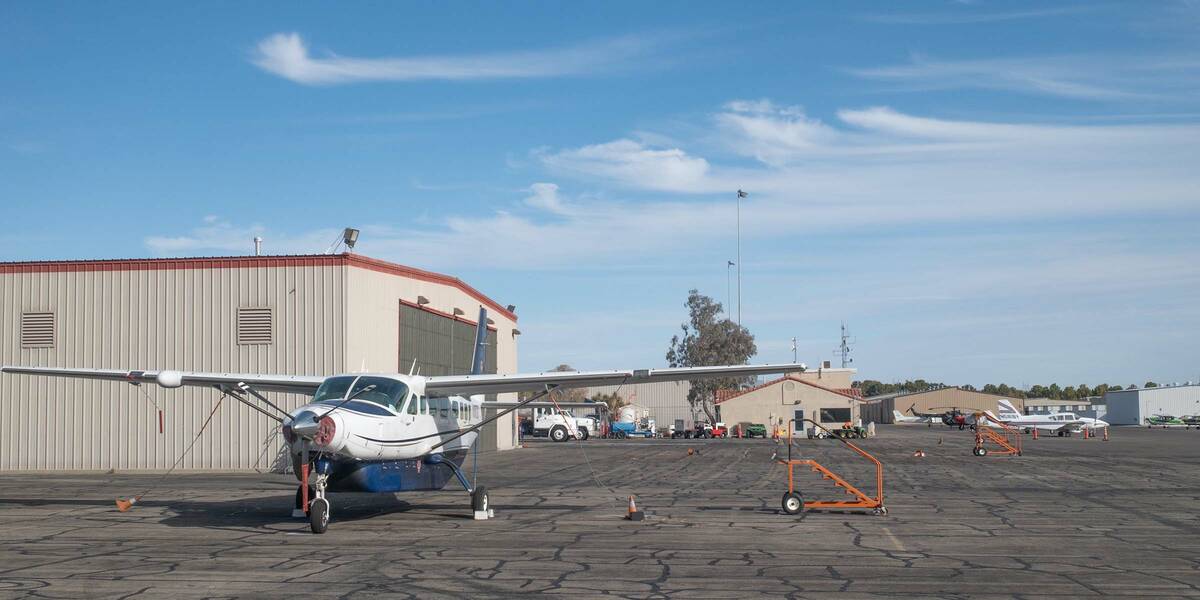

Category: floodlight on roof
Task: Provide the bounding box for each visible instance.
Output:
[343,228,360,251]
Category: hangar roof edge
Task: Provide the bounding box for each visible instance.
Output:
[0,253,517,322]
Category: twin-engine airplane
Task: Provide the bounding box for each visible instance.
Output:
[974,399,1109,435]
[2,308,803,533]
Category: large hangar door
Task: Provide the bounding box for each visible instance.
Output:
[398,304,498,376]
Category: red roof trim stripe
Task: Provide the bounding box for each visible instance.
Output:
[399,299,499,332]
[0,254,516,322]
[716,374,860,404]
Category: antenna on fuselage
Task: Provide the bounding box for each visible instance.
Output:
[408,359,418,376]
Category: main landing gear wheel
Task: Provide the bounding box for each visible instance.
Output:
[550,426,568,442]
[781,491,804,515]
[309,497,329,534]
[472,486,489,513]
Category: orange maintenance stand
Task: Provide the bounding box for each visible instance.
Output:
[777,419,886,516]
[972,414,1022,457]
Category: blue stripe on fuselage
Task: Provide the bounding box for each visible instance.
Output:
[326,450,468,493]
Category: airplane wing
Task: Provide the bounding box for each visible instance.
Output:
[480,401,604,410]
[425,363,805,397]
[0,366,325,395]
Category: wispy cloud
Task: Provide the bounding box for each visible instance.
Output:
[250,32,657,85]
[848,53,1200,101]
[861,6,1093,25]
[538,139,714,193]
[145,218,337,256]
[145,101,1200,274]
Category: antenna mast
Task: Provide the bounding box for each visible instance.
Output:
[833,322,855,368]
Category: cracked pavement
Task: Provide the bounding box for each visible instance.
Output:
[1,426,1199,598]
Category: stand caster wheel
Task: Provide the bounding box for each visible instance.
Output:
[873,507,888,516]
[781,491,804,515]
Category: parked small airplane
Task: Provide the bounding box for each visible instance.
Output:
[2,308,803,534]
[982,399,1109,435]
[892,410,938,425]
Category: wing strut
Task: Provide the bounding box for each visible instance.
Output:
[216,384,285,423]
[428,385,558,453]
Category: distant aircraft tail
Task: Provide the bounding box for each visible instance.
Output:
[470,307,488,375]
[996,399,1020,421]
[893,410,907,421]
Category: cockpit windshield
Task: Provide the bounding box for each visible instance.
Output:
[311,375,411,412]
[348,377,410,411]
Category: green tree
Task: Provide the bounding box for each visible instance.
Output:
[1145,381,1159,388]
[1048,383,1062,399]
[591,391,626,415]
[666,289,758,423]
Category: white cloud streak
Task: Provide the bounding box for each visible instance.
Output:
[146,102,1200,277]
[250,32,656,85]
[860,6,1093,25]
[848,54,1200,101]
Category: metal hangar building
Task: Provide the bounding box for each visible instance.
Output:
[0,254,520,471]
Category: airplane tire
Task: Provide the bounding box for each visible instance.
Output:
[550,426,568,442]
[781,491,804,515]
[309,498,329,534]
[472,486,489,512]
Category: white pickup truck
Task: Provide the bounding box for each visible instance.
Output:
[529,408,597,442]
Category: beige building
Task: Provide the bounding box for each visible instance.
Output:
[890,387,1025,418]
[0,254,519,471]
[715,373,862,435]
[585,366,854,431]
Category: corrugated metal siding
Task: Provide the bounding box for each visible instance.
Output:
[1104,386,1200,425]
[397,305,497,377]
[892,388,1023,416]
[585,381,696,429]
[1,264,346,470]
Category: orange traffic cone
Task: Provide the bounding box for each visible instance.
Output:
[115,496,141,512]
[1032,428,1039,440]
[1103,427,1109,441]
[687,448,695,456]
[626,495,645,521]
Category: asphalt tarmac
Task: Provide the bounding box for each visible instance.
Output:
[1,426,1199,598]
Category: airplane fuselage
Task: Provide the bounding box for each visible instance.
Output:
[283,374,482,494]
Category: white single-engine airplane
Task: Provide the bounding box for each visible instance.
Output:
[978,399,1109,435]
[892,410,939,425]
[2,308,803,533]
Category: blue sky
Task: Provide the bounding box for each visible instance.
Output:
[2,2,1198,387]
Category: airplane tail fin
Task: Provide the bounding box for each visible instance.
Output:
[996,399,1020,421]
[470,307,488,375]
[893,410,905,420]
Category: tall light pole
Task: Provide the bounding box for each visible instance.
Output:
[726,260,735,317]
[736,189,747,326]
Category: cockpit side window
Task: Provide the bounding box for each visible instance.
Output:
[313,376,356,402]
[403,393,419,415]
